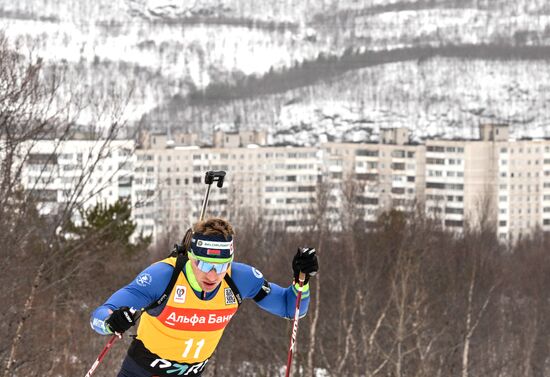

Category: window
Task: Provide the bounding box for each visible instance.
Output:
[357,197,379,205]
[427,182,445,189]
[445,220,463,227]
[356,173,378,181]
[356,149,379,157]
[427,158,445,165]
[447,183,464,190]
[445,207,464,214]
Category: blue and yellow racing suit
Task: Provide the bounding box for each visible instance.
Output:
[90,257,310,376]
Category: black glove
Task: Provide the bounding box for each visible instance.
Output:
[105,306,135,334]
[292,247,318,284]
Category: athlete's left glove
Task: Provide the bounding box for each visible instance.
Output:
[105,306,136,335]
[292,247,319,284]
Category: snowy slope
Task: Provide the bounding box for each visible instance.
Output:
[271,58,550,145]
[1,0,550,141]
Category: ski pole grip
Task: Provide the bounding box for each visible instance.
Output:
[204,171,226,187]
[298,272,306,284]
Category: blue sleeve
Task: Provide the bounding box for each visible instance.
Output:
[231,262,310,319]
[89,262,173,335]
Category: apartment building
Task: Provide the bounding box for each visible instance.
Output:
[425,125,509,234]
[20,139,135,217]
[425,124,550,242]
[16,124,550,245]
[497,137,550,242]
[133,131,319,241]
[135,125,550,243]
[320,128,426,227]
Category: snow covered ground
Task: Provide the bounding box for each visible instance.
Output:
[271,57,550,145]
[1,0,549,141]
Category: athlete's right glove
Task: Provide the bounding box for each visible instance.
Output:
[105,306,135,335]
[292,247,319,285]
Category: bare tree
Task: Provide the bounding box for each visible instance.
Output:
[0,31,136,377]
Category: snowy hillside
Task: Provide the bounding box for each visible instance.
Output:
[270,57,550,145]
[1,0,550,141]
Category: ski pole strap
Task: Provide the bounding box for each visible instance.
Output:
[144,252,188,312]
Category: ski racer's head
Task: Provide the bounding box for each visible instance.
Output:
[188,218,235,292]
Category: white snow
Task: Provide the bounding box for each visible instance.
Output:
[1,0,549,139]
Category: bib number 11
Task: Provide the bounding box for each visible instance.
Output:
[182,338,205,359]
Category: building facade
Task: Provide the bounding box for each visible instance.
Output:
[424,124,550,243]
[320,127,425,227]
[133,131,319,240]
[20,139,135,219]
[16,125,550,245]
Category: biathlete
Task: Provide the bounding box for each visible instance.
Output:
[90,217,319,377]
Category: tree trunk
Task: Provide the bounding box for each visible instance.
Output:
[305,262,320,377]
[3,259,46,377]
[462,264,476,377]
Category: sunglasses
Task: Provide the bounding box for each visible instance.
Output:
[192,257,230,274]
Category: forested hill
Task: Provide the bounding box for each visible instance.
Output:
[186,45,550,104]
[144,44,550,145]
[1,0,549,142]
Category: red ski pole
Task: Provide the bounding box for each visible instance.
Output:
[85,308,139,377]
[284,272,306,377]
[84,335,118,377]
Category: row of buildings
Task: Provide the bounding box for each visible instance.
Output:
[20,124,550,244]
